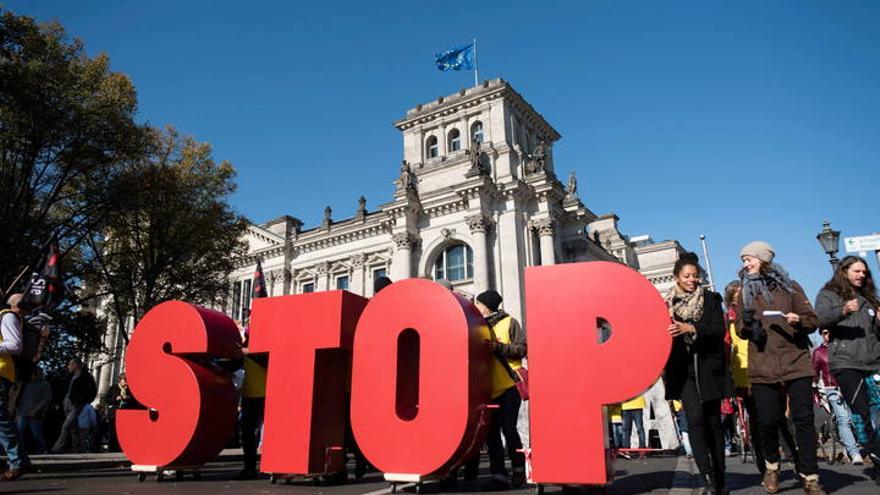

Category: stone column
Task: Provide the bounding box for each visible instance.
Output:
[466,214,492,293]
[95,317,120,404]
[532,218,557,265]
[316,262,330,291]
[282,268,292,295]
[391,233,418,280]
[350,253,366,296]
[267,271,278,297]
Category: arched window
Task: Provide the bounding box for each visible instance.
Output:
[426,136,439,159]
[434,243,474,282]
[448,128,461,152]
[470,121,484,145]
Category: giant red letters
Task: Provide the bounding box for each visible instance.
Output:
[350,278,491,478]
[117,301,240,467]
[526,262,672,485]
[118,263,672,482]
[248,291,368,474]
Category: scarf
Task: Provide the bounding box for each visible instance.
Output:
[665,284,705,323]
[740,263,795,311]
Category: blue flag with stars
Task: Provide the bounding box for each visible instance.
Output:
[435,43,474,71]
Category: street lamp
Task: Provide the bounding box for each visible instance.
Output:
[816,220,841,269]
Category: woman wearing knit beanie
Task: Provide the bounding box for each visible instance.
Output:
[735,241,825,495]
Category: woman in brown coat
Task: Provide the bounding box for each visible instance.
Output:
[735,241,825,495]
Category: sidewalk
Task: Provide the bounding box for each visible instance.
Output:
[1,448,244,472]
[676,454,880,494]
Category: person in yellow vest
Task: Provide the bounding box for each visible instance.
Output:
[621,396,647,449]
[237,326,267,479]
[608,403,624,448]
[475,290,527,491]
[0,293,30,481]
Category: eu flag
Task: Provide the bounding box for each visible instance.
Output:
[435,43,474,71]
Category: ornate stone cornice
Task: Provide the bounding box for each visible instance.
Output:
[295,222,392,254]
[316,262,330,275]
[424,197,469,218]
[499,179,534,202]
[395,88,504,131]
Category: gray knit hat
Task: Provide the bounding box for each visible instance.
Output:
[740,241,775,263]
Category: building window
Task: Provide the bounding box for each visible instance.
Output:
[302,282,315,293]
[242,279,252,324]
[434,243,474,282]
[231,281,242,320]
[336,275,349,290]
[373,267,387,281]
[471,121,484,144]
[426,136,439,158]
[448,128,461,152]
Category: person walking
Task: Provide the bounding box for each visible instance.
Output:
[671,400,694,458]
[0,293,31,480]
[621,395,647,450]
[663,252,730,495]
[474,290,527,491]
[237,327,267,479]
[51,357,97,453]
[725,281,800,475]
[812,328,863,464]
[815,255,880,484]
[736,241,825,495]
[15,367,52,454]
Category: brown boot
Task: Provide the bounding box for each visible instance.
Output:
[0,467,26,481]
[761,469,779,494]
[804,479,828,495]
[802,478,827,495]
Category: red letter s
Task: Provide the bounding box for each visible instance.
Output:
[117,302,240,467]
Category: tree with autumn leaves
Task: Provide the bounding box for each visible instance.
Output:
[0,9,247,373]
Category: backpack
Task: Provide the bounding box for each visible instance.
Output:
[0,310,43,382]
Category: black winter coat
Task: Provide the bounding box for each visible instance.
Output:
[664,290,732,402]
[66,370,98,406]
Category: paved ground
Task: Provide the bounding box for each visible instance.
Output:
[0,454,877,495]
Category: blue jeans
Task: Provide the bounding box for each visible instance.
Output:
[0,378,27,469]
[15,417,46,454]
[611,422,624,448]
[622,409,645,448]
[823,387,859,458]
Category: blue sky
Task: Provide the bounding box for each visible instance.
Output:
[8,0,879,300]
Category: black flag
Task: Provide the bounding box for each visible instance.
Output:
[23,242,63,311]
[252,260,268,299]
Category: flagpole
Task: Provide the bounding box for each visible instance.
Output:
[473,37,479,87]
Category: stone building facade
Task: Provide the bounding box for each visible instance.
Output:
[223,79,661,325]
[93,80,689,448]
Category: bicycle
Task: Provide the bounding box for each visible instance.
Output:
[815,387,847,465]
[731,396,756,464]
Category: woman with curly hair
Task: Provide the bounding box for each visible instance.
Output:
[815,255,880,484]
[664,252,730,495]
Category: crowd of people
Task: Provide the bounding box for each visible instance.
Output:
[0,292,144,482]
[3,241,880,495]
[627,242,880,495]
